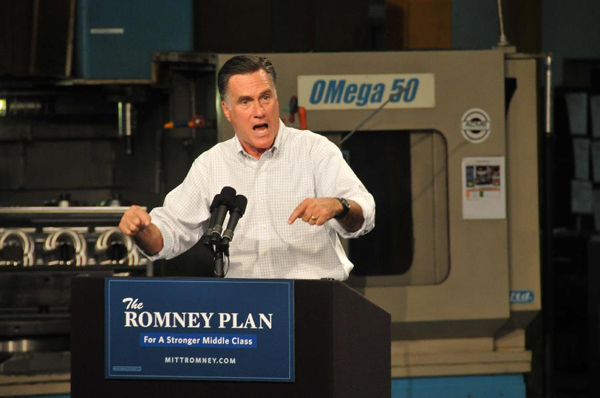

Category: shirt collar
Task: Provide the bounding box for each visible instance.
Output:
[233,119,284,159]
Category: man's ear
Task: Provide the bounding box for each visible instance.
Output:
[221,101,232,122]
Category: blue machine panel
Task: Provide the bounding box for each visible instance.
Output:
[76,0,193,79]
[392,375,526,398]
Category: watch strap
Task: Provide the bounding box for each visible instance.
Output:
[334,197,351,219]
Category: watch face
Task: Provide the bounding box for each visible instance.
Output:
[341,198,349,209]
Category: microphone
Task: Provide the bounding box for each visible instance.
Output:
[210,186,236,244]
[220,195,248,244]
[201,194,221,245]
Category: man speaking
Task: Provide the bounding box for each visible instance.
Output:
[119,55,375,280]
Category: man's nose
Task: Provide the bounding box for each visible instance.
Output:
[253,101,266,117]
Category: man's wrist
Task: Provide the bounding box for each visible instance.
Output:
[133,223,163,255]
[334,198,351,219]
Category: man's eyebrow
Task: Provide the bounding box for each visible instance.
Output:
[236,89,273,103]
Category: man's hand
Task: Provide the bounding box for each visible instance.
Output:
[288,198,343,226]
[119,205,164,255]
[119,205,152,236]
[288,198,364,233]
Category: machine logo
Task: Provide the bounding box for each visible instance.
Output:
[298,74,435,110]
[461,109,491,143]
[510,290,535,304]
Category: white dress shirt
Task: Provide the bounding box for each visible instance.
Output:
[148,120,375,280]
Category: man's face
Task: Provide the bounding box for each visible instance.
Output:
[221,69,280,159]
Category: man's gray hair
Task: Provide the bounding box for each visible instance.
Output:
[217,55,277,102]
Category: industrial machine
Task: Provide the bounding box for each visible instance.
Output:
[212,50,542,380]
[0,206,152,396]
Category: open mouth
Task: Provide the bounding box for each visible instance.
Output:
[253,123,269,132]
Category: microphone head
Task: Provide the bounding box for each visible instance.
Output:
[219,186,236,207]
[209,194,221,211]
[233,195,248,216]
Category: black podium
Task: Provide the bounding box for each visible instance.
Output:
[71,276,391,397]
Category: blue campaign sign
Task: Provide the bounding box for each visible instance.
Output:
[104,278,294,382]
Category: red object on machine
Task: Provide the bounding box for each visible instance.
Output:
[163,114,206,129]
[298,107,307,130]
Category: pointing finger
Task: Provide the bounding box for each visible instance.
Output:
[288,200,309,224]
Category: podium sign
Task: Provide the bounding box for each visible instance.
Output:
[104,278,294,382]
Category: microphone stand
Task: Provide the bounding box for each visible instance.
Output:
[213,241,229,278]
[202,233,228,278]
[214,249,225,278]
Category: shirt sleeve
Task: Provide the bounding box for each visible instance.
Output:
[312,135,376,239]
[142,158,212,260]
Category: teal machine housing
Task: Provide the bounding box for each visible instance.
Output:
[76,0,193,79]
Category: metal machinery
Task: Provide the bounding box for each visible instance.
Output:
[213,50,542,379]
[0,206,152,396]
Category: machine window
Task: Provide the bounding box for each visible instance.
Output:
[343,130,449,286]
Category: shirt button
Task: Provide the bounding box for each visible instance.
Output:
[261,224,266,229]
[259,198,264,203]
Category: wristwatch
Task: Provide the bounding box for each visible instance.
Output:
[334,198,351,220]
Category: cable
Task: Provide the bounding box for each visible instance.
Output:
[339,89,405,146]
[496,0,510,47]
